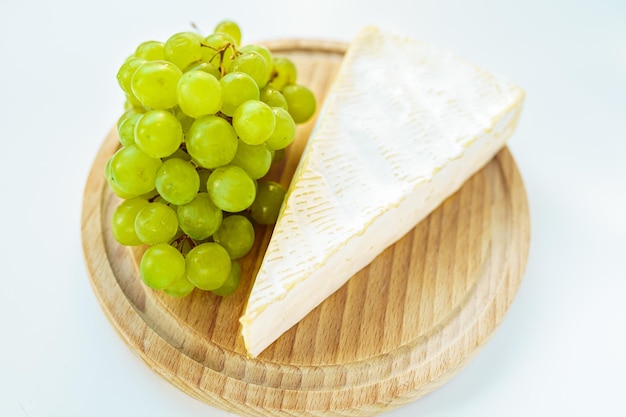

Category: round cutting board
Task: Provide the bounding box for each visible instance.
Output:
[81,40,530,417]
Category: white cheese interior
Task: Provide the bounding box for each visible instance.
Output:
[240,26,525,357]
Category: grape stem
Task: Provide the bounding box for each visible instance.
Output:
[217,111,233,124]
[190,21,203,36]
[199,42,238,76]
[171,233,199,253]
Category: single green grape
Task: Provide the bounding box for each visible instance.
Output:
[219,72,259,116]
[265,107,296,150]
[232,100,276,145]
[135,41,165,61]
[186,115,238,169]
[268,57,297,90]
[131,60,182,109]
[164,32,203,70]
[185,242,232,290]
[105,157,137,198]
[228,51,270,88]
[105,145,158,200]
[201,32,237,70]
[135,202,178,244]
[140,243,185,290]
[250,180,286,225]
[211,260,242,296]
[231,140,272,179]
[163,275,195,297]
[156,158,199,205]
[213,215,255,259]
[214,20,242,47]
[282,84,316,123]
[117,111,143,147]
[177,192,222,240]
[260,86,288,110]
[239,45,273,73]
[177,70,222,118]
[134,110,183,158]
[207,165,256,213]
[117,57,147,94]
[108,144,162,196]
[111,197,150,246]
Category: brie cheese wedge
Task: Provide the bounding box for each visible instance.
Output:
[240,26,524,357]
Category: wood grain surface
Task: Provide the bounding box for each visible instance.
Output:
[81,39,531,417]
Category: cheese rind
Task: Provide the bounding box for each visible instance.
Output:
[240,26,525,357]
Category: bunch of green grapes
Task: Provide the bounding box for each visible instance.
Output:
[105,20,315,297]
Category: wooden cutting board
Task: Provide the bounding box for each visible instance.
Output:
[81,39,530,417]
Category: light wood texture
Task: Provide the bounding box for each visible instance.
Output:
[81,40,530,417]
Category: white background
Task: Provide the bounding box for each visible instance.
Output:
[1,0,625,416]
